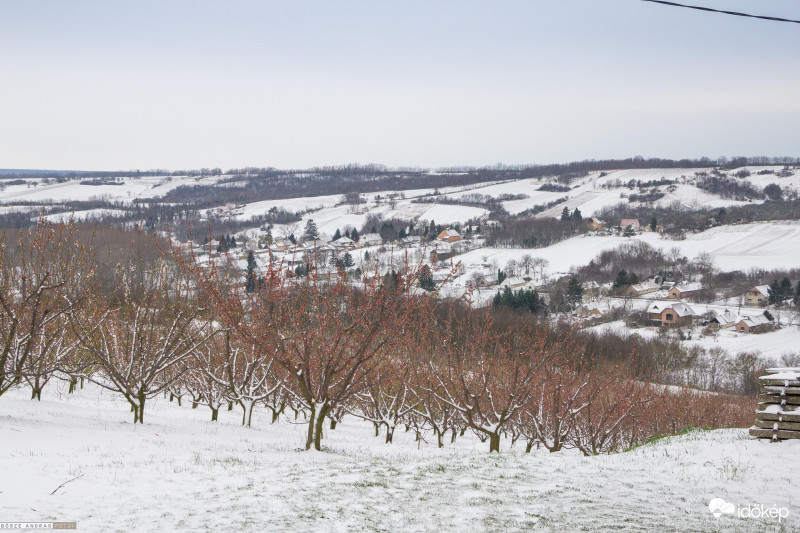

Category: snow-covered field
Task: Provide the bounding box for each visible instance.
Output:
[0,384,797,532]
[685,325,800,360]
[449,221,800,279]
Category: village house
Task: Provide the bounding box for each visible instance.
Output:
[578,301,612,320]
[668,281,702,300]
[647,301,695,327]
[735,313,773,334]
[707,309,738,330]
[302,239,329,250]
[473,272,499,288]
[585,218,605,232]
[744,285,770,307]
[358,233,383,247]
[620,218,640,231]
[430,243,453,263]
[437,228,462,243]
[271,238,295,251]
[499,277,527,290]
[581,281,602,299]
[399,235,421,246]
[629,279,661,296]
[331,236,356,251]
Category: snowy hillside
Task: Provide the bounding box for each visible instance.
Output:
[1,384,796,532]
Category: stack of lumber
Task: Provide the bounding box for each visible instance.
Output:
[750,368,800,441]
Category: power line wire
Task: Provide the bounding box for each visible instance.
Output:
[640,0,800,24]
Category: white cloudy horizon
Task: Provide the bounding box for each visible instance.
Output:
[2,0,799,171]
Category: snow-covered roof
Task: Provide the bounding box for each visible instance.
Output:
[647,301,695,317]
[359,233,383,244]
[712,309,738,326]
[737,313,772,328]
[499,277,526,289]
[752,284,771,297]
[672,281,702,293]
[620,218,640,227]
[582,301,613,313]
[631,280,660,292]
[333,236,354,245]
[582,281,601,289]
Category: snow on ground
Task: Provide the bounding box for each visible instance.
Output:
[669,221,800,272]
[41,209,128,223]
[1,384,796,532]
[454,221,800,279]
[685,325,800,360]
[235,194,343,219]
[0,175,214,205]
[455,233,663,277]
[416,203,488,224]
[654,184,755,211]
[585,319,660,340]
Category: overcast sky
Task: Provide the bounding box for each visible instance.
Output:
[2,0,799,171]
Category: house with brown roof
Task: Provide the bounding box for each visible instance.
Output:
[586,218,605,232]
[735,313,773,333]
[620,218,640,230]
[708,309,738,330]
[437,228,462,243]
[744,285,770,307]
[647,301,695,327]
[668,282,702,300]
[629,280,661,296]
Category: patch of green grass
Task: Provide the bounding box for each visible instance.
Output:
[624,426,707,452]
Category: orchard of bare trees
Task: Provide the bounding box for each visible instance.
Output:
[0,219,753,454]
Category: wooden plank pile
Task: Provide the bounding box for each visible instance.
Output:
[750,367,800,441]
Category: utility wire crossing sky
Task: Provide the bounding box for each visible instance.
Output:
[1,0,799,171]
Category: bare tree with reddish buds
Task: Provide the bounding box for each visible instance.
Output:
[24,316,81,400]
[0,218,95,401]
[348,358,418,444]
[187,332,234,422]
[568,374,654,455]
[220,332,282,428]
[423,303,541,453]
[71,262,213,423]
[175,243,427,450]
[519,351,590,454]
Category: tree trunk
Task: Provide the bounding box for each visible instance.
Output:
[80,377,84,389]
[330,419,337,430]
[240,400,254,427]
[68,377,77,394]
[374,422,380,437]
[169,392,175,402]
[211,407,219,422]
[436,430,444,448]
[385,426,394,444]
[525,441,534,453]
[228,402,233,411]
[305,401,330,451]
[135,393,146,424]
[489,432,500,453]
